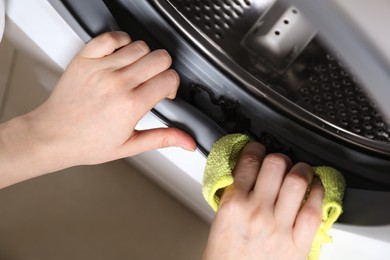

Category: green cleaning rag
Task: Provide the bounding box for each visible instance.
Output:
[202,134,346,260]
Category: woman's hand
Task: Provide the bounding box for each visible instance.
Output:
[0,31,195,187]
[31,31,195,165]
[203,143,324,260]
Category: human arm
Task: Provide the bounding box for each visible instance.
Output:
[203,142,324,260]
[0,31,196,188]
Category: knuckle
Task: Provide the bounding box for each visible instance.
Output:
[100,32,120,45]
[287,162,314,187]
[99,31,130,49]
[133,40,150,54]
[160,135,172,149]
[251,142,267,154]
[239,152,262,166]
[264,153,291,167]
[219,199,240,214]
[163,70,180,99]
[249,209,273,232]
[155,49,172,67]
[299,207,322,228]
[111,71,132,87]
[233,173,251,186]
[109,70,123,84]
[286,172,311,190]
[219,193,244,214]
[165,69,180,86]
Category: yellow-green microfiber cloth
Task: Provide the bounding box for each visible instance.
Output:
[202,134,346,260]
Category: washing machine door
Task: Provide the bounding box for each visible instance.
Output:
[48,0,390,226]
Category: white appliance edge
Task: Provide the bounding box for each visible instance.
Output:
[0,0,4,41]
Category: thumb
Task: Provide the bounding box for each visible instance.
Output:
[120,128,197,157]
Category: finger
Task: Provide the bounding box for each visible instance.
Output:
[104,40,150,69]
[79,31,132,59]
[274,162,314,229]
[132,69,180,113]
[252,153,292,207]
[115,49,172,89]
[294,178,324,250]
[231,142,266,195]
[119,128,196,157]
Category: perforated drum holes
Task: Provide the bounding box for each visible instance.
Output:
[163,0,390,145]
[298,50,390,142]
[169,0,252,41]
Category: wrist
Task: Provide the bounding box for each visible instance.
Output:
[0,113,63,188]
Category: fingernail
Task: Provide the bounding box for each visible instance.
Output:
[181,143,197,152]
[185,146,197,152]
